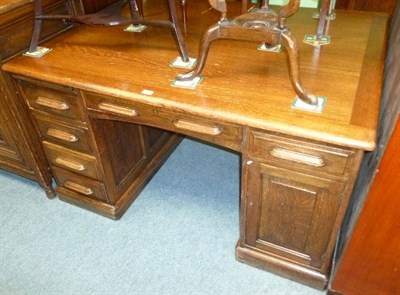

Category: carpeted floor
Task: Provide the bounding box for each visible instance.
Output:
[0,138,325,295]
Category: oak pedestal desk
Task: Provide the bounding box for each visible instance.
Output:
[2,2,388,290]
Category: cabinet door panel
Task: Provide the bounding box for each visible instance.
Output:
[245,162,344,269]
[90,118,146,188]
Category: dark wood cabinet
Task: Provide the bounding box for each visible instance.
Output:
[328,117,400,295]
[328,2,400,294]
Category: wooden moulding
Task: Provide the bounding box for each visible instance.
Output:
[236,245,328,289]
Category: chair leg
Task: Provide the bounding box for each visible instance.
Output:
[28,0,43,53]
[280,29,318,105]
[167,0,189,62]
[181,0,188,34]
[262,0,270,9]
[176,23,221,80]
[134,0,144,18]
[128,0,142,18]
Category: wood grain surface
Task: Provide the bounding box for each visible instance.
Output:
[2,0,389,150]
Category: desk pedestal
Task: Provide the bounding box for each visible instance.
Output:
[236,130,363,289]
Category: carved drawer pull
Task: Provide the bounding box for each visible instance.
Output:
[47,128,78,142]
[98,102,138,116]
[64,181,94,195]
[269,147,325,167]
[174,119,222,135]
[55,157,86,171]
[35,96,70,110]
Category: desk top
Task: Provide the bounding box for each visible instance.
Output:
[3,1,389,150]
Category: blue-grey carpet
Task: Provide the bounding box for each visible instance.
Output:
[1,138,324,295]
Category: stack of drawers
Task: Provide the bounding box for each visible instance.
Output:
[16,77,105,196]
[13,75,180,219]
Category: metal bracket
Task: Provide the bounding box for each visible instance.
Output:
[23,46,52,58]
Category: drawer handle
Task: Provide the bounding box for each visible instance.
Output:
[64,181,94,195]
[174,119,222,135]
[47,128,78,142]
[98,102,138,116]
[35,96,70,110]
[269,147,325,167]
[55,157,86,171]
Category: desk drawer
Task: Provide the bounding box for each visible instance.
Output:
[53,166,108,202]
[34,113,93,153]
[43,141,101,180]
[17,79,84,121]
[84,92,242,151]
[249,130,355,178]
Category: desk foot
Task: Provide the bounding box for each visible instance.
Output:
[235,244,328,290]
[44,185,57,199]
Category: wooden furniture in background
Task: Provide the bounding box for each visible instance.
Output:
[2,1,388,288]
[335,0,398,14]
[328,118,400,295]
[81,0,118,14]
[328,2,400,294]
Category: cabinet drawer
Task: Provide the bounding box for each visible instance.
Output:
[249,130,355,178]
[84,92,242,151]
[17,79,84,121]
[53,166,108,202]
[42,141,100,180]
[34,113,93,153]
